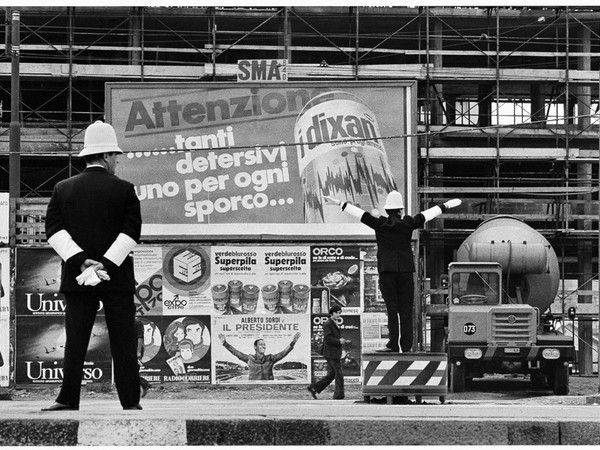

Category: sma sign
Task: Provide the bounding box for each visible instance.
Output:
[237,59,288,82]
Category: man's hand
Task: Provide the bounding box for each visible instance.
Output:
[80,259,100,273]
[218,333,226,344]
[292,332,301,343]
[443,199,462,209]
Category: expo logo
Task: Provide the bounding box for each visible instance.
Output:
[312,247,343,256]
[164,296,188,310]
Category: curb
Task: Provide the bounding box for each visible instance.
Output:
[1,418,600,445]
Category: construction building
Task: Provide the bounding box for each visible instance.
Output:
[0,6,598,375]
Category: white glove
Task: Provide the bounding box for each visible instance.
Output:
[97,270,110,281]
[76,267,100,286]
[322,195,341,205]
[444,199,461,209]
[76,267,110,286]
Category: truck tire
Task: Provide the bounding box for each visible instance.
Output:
[450,362,466,393]
[552,364,569,395]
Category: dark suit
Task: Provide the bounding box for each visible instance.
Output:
[45,166,141,407]
[311,317,344,399]
[361,212,426,352]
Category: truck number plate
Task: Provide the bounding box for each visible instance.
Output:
[504,348,520,354]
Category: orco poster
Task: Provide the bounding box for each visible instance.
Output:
[108,81,416,238]
[311,245,362,314]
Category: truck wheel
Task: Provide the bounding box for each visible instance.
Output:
[450,362,465,393]
[530,372,546,388]
[552,364,569,395]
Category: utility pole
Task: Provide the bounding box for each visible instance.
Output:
[8,9,20,208]
[1,8,19,400]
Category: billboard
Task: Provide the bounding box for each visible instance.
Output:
[106,81,416,238]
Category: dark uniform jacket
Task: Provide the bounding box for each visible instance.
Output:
[45,167,141,294]
[360,212,426,273]
[321,317,343,359]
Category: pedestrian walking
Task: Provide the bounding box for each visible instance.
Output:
[42,120,142,411]
[307,305,347,400]
[324,192,461,353]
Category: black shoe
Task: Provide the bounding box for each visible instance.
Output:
[333,395,345,400]
[41,402,79,411]
[307,386,318,399]
[141,384,150,398]
[123,404,143,410]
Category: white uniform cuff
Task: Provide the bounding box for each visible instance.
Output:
[103,233,137,266]
[422,205,443,222]
[47,230,84,261]
[344,203,365,220]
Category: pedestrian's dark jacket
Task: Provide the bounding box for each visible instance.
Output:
[360,212,426,273]
[45,167,141,293]
[321,317,343,359]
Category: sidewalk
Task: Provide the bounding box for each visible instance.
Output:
[0,397,599,446]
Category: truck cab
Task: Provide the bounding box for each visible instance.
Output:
[446,262,574,395]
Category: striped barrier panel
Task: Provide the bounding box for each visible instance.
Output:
[362,352,448,403]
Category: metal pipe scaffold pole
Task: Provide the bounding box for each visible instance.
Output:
[8,9,20,204]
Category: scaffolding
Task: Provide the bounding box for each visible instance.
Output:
[0,5,598,373]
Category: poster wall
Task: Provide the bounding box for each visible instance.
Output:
[0,249,10,386]
[107,81,416,238]
[13,244,392,387]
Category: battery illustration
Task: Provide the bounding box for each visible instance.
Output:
[295,90,397,223]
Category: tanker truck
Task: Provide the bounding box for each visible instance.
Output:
[445,216,575,395]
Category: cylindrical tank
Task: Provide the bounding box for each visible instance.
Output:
[456,215,559,313]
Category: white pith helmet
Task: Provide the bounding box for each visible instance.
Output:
[78,120,123,157]
[384,190,404,209]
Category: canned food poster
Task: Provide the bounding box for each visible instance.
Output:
[109,81,415,237]
[138,315,212,384]
[311,245,362,314]
[211,245,310,315]
[310,314,362,384]
[212,314,310,384]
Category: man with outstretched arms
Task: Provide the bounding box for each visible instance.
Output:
[324,192,461,353]
[42,120,142,411]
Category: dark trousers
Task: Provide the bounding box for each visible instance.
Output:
[57,291,140,407]
[379,271,414,352]
[311,358,344,399]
